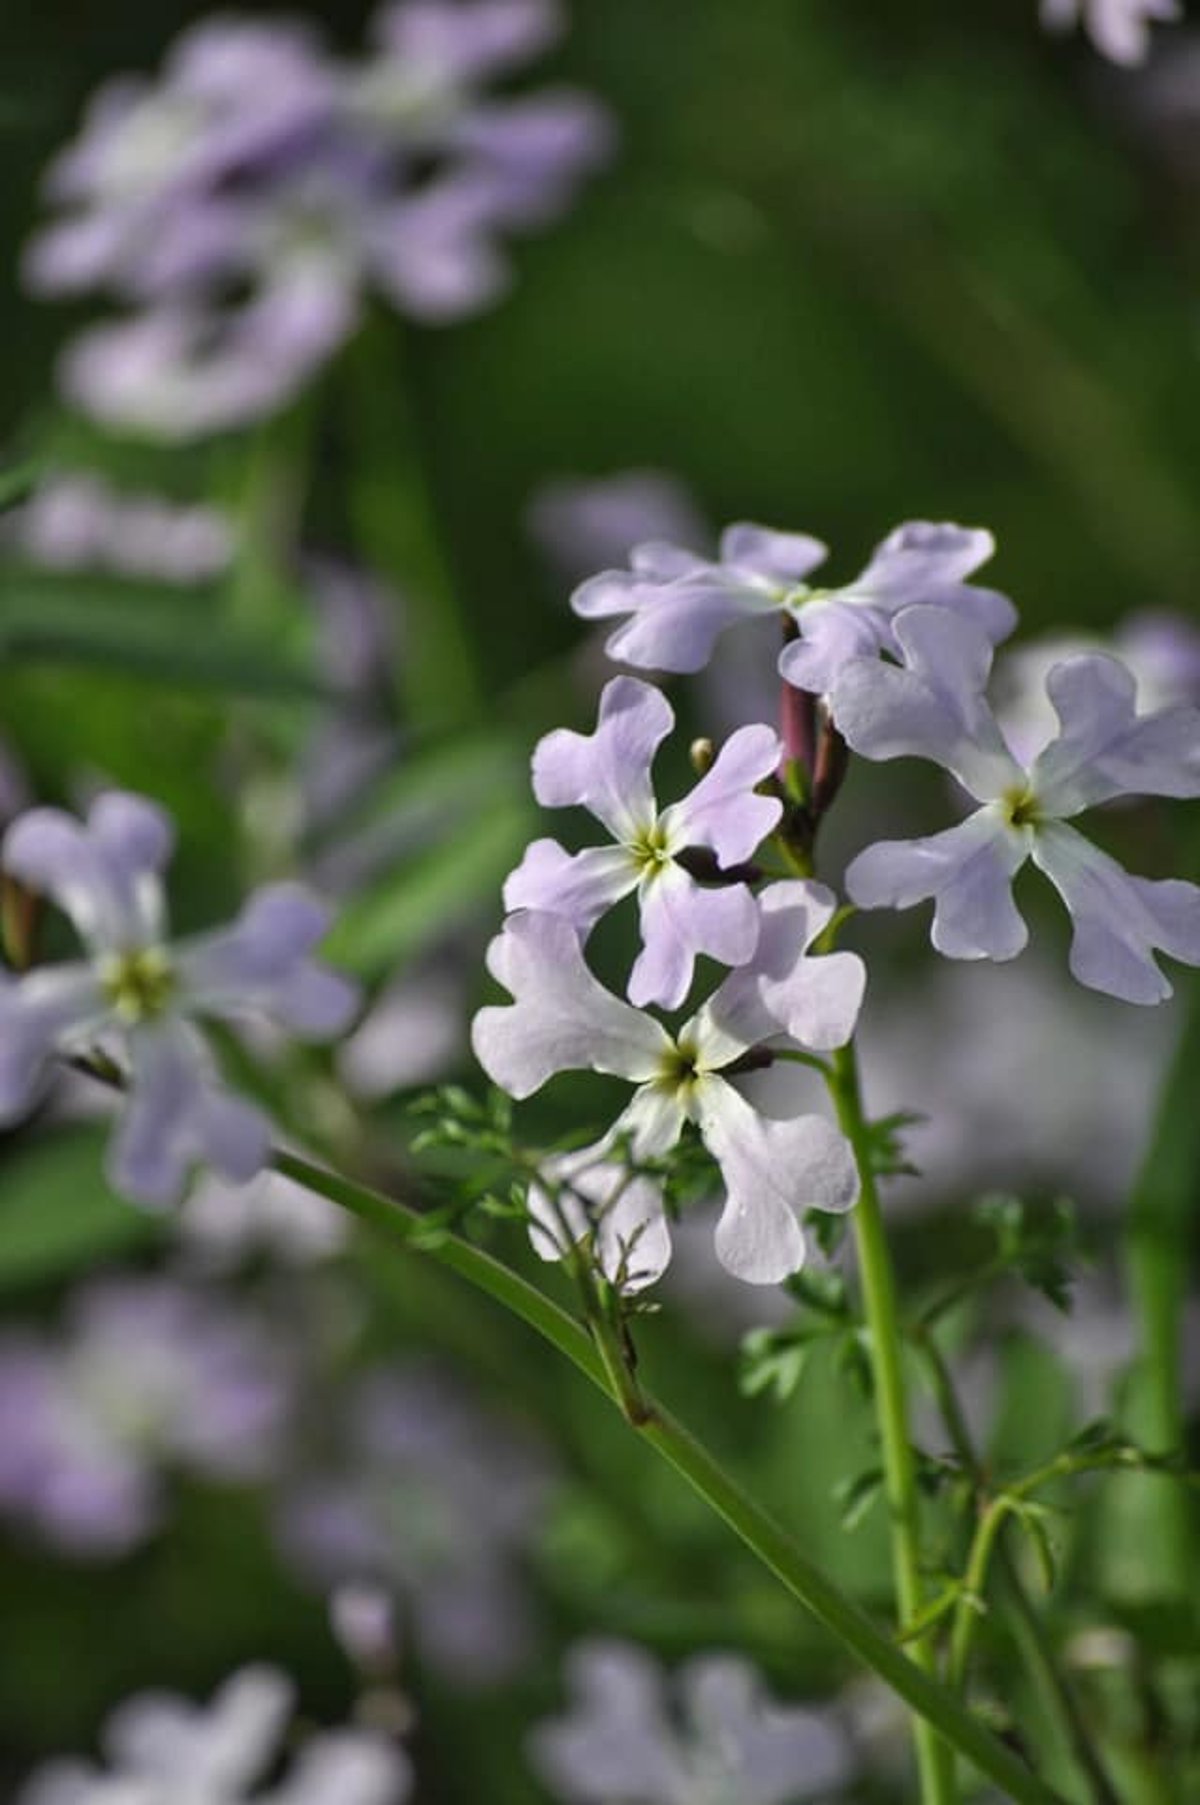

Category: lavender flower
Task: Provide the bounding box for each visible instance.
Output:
[4,472,235,585]
[504,677,782,1007]
[995,611,1200,767]
[527,470,709,588]
[0,1278,293,1556]
[831,607,1200,1003]
[1039,0,1181,64]
[572,521,1014,696]
[29,4,612,437]
[16,1663,410,1805]
[180,1168,350,1268]
[278,1363,552,1684]
[0,790,357,1206]
[530,1639,854,1805]
[472,887,863,1285]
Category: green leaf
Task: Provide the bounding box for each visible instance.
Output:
[834,1465,885,1532]
[739,1327,815,1403]
[0,588,327,699]
[0,1128,163,1290]
[0,460,45,513]
[324,792,533,977]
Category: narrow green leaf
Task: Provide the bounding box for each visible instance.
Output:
[0,1128,162,1290]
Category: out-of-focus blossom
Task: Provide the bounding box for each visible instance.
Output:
[530,1639,854,1805]
[180,1167,350,1267]
[528,470,710,588]
[337,965,468,1100]
[859,953,1176,1213]
[504,677,782,1007]
[0,1278,293,1555]
[16,1663,411,1805]
[28,4,613,438]
[473,890,862,1285]
[1039,0,1181,66]
[3,473,235,585]
[572,521,1013,696]
[833,607,1200,1004]
[995,611,1200,767]
[277,1363,552,1684]
[0,790,358,1206]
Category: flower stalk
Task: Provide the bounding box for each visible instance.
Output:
[826,1041,957,1805]
[274,1149,1066,1805]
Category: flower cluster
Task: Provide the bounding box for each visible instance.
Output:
[0,789,357,1207]
[474,512,1200,1289]
[0,1277,293,1555]
[28,1,612,437]
[3,472,235,585]
[16,1664,410,1805]
[276,1361,552,1685]
[530,1639,854,1805]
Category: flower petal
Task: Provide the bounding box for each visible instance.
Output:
[717,523,828,586]
[502,837,638,930]
[661,723,783,865]
[695,1078,856,1285]
[527,1128,673,1293]
[107,1021,272,1208]
[828,607,1021,802]
[0,965,108,1123]
[4,791,172,953]
[531,676,671,841]
[176,882,359,1037]
[472,911,671,1098]
[264,1730,412,1805]
[846,810,1030,962]
[703,880,865,1052]
[106,1667,293,1790]
[1029,653,1200,816]
[630,863,759,1011]
[1032,821,1200,1004]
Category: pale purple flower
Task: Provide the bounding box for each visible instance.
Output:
[832,606,1200,1004]
[4,472,234,584]
[278,1363,552,1684]
[1039,0,1181,64]
[0,1278,293,1556]
[472,889,863,1285]
[573,521,1014,695]
[858,954,1175,1212]
[180,1168,350,1268]
[530,1639,854,1805]
[29,4,612,437]
[527,470,709,587]
[0,790,358,1206]
[504,677,782,1008]
[15,1664,410,1805]
[996,612,1200,766]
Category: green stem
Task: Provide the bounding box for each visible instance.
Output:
[274,1151,1064,1805]
[948,1495,1013,1693]
[826,1044,956,1805]
[1110,975,1200,1605]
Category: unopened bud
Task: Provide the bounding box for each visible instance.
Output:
[689,737,715,776]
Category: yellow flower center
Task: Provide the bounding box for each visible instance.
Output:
[1001,786,1042,830]
[100,947,176,1024]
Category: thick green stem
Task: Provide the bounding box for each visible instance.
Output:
[827,1044,956,1805]
[274,1151,1064,1805]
